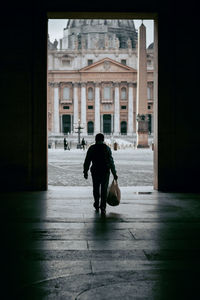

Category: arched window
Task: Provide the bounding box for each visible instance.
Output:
[63,87,70,100]
[121,87,127,100]
[88,87,93,100]
[87,121,94,135]
[121,121,127,135]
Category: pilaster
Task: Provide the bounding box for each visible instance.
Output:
[94,82,100,134]
[114,82,120,135]
[49,82,60,134]
[73,82,79,131]
[81,82,87,134]
[128,82,134,135]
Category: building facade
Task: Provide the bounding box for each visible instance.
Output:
[48,19,154,137]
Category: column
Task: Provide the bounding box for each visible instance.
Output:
[111,114,114,134]
[53,83,60,134]
[60,115,63,133]
[114,82,120,135]
[136,23,149,148]
[73,82,79,131]
[128,82,134,135]
[81,83,87,134]
[94,82,100,134]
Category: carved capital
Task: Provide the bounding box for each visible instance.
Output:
[48,82,60,88]
[113,82,120,87]
[128,82,134,88]
[81,82,87,88]
[94,81,101,87]
[73,82,80,88]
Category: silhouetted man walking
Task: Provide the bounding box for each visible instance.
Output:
[83,133,118,216]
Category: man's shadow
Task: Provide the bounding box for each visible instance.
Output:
[90,211,122,241]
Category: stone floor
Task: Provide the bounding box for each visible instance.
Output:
[1,185,200,299]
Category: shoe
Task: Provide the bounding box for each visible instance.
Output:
[93,202,99,212]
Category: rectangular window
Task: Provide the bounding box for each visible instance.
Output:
[88,88,93,100]
[88,105,93,109]
[63,87,70,100]
[148,105,151,110]
[121,88,127,100]
[121,105,127,110]
[62,60,71,67]
[63,106,70,109]
[104,87,111,100]
[88,59,93,65]
[147,87,151,100]
[121,59,126,65]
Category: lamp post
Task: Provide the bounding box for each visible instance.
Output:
[75,120,84,149]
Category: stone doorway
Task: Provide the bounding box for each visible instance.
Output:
[121,121,127,135]
[87,121,94,135]
[47,14,157,190]
[62,115,71,134]
[103,114,112,134]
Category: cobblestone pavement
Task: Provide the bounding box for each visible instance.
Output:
[48,148,153,187]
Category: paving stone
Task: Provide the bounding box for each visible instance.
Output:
[22,249,146,261]
[1,185,200,299]
[17,271,200,300]
[23,240,88,250]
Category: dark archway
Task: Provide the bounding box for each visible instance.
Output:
[62,115,71,134]
[87,121,94,134]
[103,114,111,134]
[121,121,127,135]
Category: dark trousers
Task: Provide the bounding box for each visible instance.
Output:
[91,172,110,210]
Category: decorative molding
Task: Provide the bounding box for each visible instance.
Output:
[103,60,111,70]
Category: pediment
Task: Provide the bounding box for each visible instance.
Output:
[80,58,136,73]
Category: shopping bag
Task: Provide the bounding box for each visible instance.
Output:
[107,179,121,206]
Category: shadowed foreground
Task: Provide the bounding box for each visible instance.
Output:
[1,186,200,299]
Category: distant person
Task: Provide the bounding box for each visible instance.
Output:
[83,133,118,216]
[64,138,67,150]
[81,138,86,150]
[64,138,70,150]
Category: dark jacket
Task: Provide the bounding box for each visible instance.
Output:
[83,141,117,177]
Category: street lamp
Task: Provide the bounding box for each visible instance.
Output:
[75,120,84,149]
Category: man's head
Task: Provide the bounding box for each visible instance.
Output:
[95,133,104,143]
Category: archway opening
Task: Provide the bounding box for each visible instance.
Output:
[88,121,94,135]
[47,14,157,190]
[121,121,127,135]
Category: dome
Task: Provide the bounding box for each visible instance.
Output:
[64,19,138,50]
[66,19,136,29]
